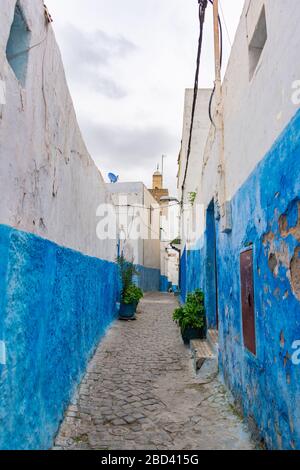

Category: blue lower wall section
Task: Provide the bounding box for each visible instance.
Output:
[181,108,300,449]
[0,225,120,450]
[135,265,160,292]
[179,248,187,303]
[160,275,169,292]
[179,242,217,328]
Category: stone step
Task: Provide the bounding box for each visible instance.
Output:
[190,339,216,372]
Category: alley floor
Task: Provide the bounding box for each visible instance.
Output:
[54,293,254,450]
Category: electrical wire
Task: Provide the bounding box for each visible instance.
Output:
[127,208,164,247]
[181,0,208,205]
[114,202,180,211]
[117,204,163,240]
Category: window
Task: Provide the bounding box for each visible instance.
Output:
[240,248,256,355]
[6,2,31,86]
[248,5,267,81]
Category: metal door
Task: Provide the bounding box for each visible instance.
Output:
[240,248,256,355]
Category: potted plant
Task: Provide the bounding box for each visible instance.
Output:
[117,255,144,319]
[120,284,144,319]
[173,289,206,344]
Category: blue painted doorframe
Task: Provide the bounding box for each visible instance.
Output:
[205,200,218,329]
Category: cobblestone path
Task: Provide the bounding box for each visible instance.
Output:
[55,293,254,450]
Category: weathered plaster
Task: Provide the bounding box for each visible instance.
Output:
[0,0,115,261]
[0,0,121,450]
[181,108,300,449]
[178,2,300,448]
[0,224,120,449]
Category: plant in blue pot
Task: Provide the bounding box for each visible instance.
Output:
[173,289,206,344]
[121,284,144,319]
[117,255,144,320]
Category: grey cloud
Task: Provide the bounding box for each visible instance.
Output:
[62,24,137,66]
[80,121,178,174]
[57,23,136,99]
[89,76,127,99]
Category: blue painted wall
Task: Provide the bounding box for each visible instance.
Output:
[160,275,169,292]
[182,109,300,449]
[179,248,187,303]
[0,225,120,450]
[135,265,160,292]
[179,241,218,328]
[217,109,300,449]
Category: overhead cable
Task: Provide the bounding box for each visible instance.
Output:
[181,0,208,205]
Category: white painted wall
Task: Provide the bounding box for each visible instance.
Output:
[143,185,160,269]
[107,182,160,269]
[178,89,211,249]
[222,0,300,201]
[178,88,212,204]
[179,0,300,243]
[0,0,115,261]
[167,252,179,286]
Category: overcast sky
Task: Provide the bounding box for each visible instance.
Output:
[46,0,245,195]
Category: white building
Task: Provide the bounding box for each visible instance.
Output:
[178,0,300,449]
[107,181,161,291]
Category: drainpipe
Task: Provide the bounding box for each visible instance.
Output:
[213,0,231,233]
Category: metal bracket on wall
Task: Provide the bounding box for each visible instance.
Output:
[220,201,232,234]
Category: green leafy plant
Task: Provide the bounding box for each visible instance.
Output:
[188,191,197,206]
[123,284,144,305]
[117,254,138,292]
[173,289,205,332]
[116,255,143,304]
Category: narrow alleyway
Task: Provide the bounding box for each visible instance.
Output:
[54,293,254,450]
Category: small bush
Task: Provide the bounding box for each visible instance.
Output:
[173,289,205,332]
[123,284,144,305]
[117,255,144,304]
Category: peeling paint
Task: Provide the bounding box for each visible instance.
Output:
[0,224,120,449]
[291,247,300,300]
[181,108,300,449]
[279,201,300,241]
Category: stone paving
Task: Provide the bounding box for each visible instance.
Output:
[54,293,254,450]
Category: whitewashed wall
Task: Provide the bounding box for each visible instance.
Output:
[222,0,300,200]
[143,186,160,269]
[178,88,212,204]
[178,89,211,249]
[181,0,300,241]
[107,182,160,269]
[167,252,179,286]
[0,0,115,261]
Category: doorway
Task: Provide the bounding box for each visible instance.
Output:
[206,200,219,329]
